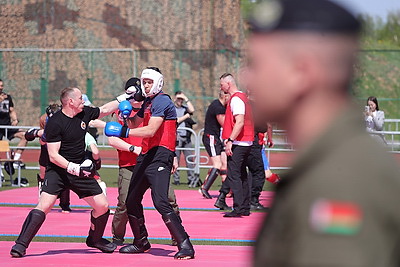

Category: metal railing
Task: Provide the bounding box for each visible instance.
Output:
[385,119,400,132]
[1,124,399,178]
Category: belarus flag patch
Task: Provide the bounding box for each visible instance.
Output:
[310,199,363,235]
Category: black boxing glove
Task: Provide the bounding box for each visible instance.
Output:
[25,128,40,141]
[133,86,145,102]
[117,77,145,102]
[94,158,101,170]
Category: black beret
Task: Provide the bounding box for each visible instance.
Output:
[248,0,361,34]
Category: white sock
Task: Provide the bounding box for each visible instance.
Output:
[99,181,107,196]
[13,153,21,160]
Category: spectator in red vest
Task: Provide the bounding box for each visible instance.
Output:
[220,73,254,217]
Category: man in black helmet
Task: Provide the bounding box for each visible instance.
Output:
[247,0,400,266]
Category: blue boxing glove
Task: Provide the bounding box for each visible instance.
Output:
[118,100,133,119]
[104,121,130,138]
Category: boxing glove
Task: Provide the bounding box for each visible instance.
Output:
[67,159,96,178]
[94,158,101,170]
[117,77,145,102]
[25,128,40,141]
[118,100,133,119]
[133,86,145,102]
[104,121,130,138]
[116,84,139,103]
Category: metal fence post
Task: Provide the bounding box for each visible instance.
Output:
[86,51,94,100]
[40,51,49,115]
[0,51,3,78]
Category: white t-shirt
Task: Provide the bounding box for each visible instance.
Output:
[229,94,252,147]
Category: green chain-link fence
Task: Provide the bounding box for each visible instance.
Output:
[0,48,244,128]
[0,48,399,128]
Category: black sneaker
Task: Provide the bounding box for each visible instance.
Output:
[86,237,117,253]
[250,203,268,211]
[223,211,242,218]
[214,200,231,210]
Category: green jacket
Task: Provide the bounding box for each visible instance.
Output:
[254,108,400,267]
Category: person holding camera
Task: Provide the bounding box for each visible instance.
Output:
[364,96,386,144]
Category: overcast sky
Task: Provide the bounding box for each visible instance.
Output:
[335,0,400,19]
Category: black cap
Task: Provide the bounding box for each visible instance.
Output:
[248,0,361,34]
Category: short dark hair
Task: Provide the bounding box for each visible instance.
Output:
[220,73,233,80]
[0,79,2,82]
[146,67,162,74]
[367,96,380,111]
[60,87,76,105]
[175,91,183,95]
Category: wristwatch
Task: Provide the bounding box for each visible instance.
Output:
[227,138,234,143]
[129,145,135,153]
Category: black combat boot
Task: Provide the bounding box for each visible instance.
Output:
[119,215,151,253]
[199,168,219,199]
[214,192,231,210]
[10,209,46,257]
[250,196,267,211]
[86,210,117,253]
[162,212,195,260]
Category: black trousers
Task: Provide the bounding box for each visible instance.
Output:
[126,147,175,218]
[227,145,251,213]
[247,144,266,201]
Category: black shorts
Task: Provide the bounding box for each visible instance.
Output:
[0,128,20,140]
[39,144,49,167]
[41,163,102,199]
[202,133,223,157]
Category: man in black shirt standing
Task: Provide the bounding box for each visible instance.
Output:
[199,91,231,209]
[10,87,131,257]
[0,79,27,168]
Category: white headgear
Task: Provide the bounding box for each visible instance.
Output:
[140,68,164,97]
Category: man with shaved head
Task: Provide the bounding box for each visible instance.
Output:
[10,86,137,257]
[220,73,254,217]
[247,0,400,266]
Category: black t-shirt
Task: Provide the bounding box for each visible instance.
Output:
[0,94,14,125]
[44,106,100,163]
[204,99,225,136]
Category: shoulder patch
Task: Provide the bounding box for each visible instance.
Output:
[310,199,362,235]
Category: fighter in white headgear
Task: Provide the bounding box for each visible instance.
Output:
[140,67,164,97]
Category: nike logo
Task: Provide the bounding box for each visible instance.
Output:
[158,167,165,172]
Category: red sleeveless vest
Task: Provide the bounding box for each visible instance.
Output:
[222,91,254,142]
[141,96,177,154]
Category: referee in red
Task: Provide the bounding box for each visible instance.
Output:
[220,73,254,217]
